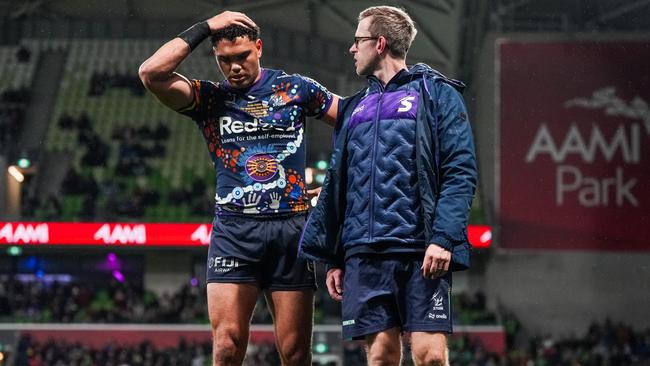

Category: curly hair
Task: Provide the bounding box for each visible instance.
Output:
[210,24,260,46]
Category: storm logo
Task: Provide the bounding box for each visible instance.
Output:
[432,291,444,307]
[245,154,278,182]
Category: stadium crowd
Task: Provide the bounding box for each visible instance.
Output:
[0,278,498,327]
[9,319,650,366]
[14,335,219,366]
[88,71,145,97]
[3,278,648,364]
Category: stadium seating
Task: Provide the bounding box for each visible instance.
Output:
[0,44,38,91]
[0,43,38,157]
[30,39,216,222]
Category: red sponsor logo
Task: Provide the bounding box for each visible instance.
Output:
[0,223,49,244]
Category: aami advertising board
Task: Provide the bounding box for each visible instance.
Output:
[499,40,649,250]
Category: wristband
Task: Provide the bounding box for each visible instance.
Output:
[177,21,211,51]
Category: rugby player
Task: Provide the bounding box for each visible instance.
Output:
[139,11,338,366]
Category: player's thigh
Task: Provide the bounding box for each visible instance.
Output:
[264,288,314,342]
[263,213,315,290]
[207,283,259,334]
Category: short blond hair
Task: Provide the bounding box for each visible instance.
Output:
[359,6,417,59]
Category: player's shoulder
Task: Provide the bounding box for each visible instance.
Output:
[260,68,289,81]
[265,68,320,87]
[190,79,224,94]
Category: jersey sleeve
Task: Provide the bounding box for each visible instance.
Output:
[298,75,334,118]
[176,79,222,121]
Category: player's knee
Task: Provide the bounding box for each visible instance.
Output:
[365,331,401,365]
[367,352,401,366]
[277,338,311,365]
[366,344,401,365]
[411,347,446,366]
[279,347,311,366]
[212,327,247,364]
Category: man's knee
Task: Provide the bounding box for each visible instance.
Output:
[278,346,311,366]
[276,335,312,366]
[212,326,247,364]
[411,346,447,366]
[366,331,402,365]
[367,349,401,366]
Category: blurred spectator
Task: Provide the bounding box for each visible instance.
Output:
[62,169,98,198]
[89,71,145,96]
[16,45,31,63]
[454,290,498,326]
[0,87,30,155]
[171,178,213,217]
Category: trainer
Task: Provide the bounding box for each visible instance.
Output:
[139,11,337,366]
[300,6,477,366]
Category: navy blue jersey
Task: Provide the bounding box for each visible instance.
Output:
[178,68,333,215]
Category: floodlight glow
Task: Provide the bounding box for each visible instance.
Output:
[8,166,24,182]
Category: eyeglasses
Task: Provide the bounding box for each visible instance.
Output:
[353,36,378,47]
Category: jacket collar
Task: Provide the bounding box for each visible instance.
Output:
[366,68,413,93]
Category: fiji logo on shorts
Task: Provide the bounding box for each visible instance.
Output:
[208,256,240,272]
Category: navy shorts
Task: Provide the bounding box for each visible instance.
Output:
[206,213,315,291]
[341,254,452,340]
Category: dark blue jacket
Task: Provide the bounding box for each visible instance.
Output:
[299,63,477,271]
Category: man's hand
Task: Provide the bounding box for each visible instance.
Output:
[207,11,257,33]
[422,244,451,279]
[326,268,344,302]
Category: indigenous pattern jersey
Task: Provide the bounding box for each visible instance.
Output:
[178,68,333,215]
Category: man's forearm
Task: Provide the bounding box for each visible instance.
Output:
[138,38,191,85]
[139,19,212,84]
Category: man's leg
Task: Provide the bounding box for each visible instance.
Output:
[207,283,259,366]
[410,332,448,366]
[264,289,314,366]
[364,327,402,366]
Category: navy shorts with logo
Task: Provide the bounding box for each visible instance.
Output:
[206,213,315,290]
[341,254,452,340]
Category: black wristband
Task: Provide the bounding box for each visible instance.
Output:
[177,21,211,51]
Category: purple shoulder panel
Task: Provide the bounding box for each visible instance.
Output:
[348,91,418,129]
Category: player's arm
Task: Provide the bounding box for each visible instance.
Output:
[299,75,340,127]
[319,94,340,127]
[138,38,194,110]
[138,11,256,111]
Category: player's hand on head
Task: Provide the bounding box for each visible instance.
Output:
[422,244,451,279]
[325,268,344,302]
[207,11,256,33]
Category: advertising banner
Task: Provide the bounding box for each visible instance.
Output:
[499,40,650,250]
